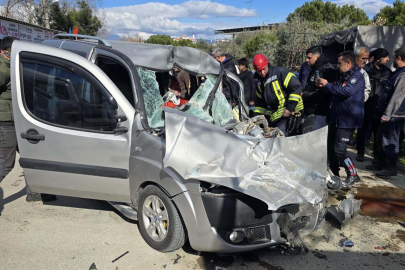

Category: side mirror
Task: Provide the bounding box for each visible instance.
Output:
[114,126,128,134]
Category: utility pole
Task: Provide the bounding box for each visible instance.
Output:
[42,0,50,29]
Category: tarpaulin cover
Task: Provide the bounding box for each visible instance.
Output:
[317,26,357,46]
[163,108,328,210]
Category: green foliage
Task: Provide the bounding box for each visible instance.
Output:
[49,3,71,32]
[243,33,277,58]
[145,35,198,47]
[175,39,196,48]
[276,16,355,68]
[145,35,174,45]
[287,0,369,25]
[216,16,354,70]
[195,39,214,54]
[35,1,102,36]
[72,1,102,36]
[374,0,405,26]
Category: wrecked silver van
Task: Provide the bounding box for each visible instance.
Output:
[11,35,328,253]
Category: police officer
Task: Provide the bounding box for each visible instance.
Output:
[316,51,364,185]
[252,53,303,135]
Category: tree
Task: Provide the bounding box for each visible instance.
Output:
[70,1,102,35]
[243,33,277,58]
[174,39,196,48]
[374,0,405,26]
[1,0,37,23]
[195,39,213,54]
[145,35,174,45]
[34,0,102,35]
[287,0,369,25]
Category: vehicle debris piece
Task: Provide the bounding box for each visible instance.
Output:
[340,238,354,247]
[326,188,362,228]
[111,251,129,263]
[277,213,309,253]
[398,221,405,228]
[173,254,182,264]
[314,252,327,260]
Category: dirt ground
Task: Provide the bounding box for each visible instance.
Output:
[1,151,405,270]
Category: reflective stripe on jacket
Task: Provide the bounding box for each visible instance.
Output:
[254,64,303,122]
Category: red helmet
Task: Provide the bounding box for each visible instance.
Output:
[253,54,269,71]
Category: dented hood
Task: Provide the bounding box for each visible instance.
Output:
[163,108,328,210]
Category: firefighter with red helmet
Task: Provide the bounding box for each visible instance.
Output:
[253,54,304,135]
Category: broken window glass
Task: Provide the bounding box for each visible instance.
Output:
[137,68,164,128]
[183,76,233,126]
[137,68,234,128]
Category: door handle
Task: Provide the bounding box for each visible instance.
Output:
[21,129,45,144]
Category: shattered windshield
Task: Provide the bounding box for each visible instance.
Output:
[136,67,234,128]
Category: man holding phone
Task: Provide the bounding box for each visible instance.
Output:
[302,46,335,133]
[316,51,365,185]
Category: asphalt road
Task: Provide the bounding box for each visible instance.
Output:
[1,152,405,270]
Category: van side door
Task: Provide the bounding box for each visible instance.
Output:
[11,41,134,202]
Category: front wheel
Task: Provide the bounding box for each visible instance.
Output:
[138,185,186,252]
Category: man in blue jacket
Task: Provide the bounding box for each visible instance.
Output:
[316,51,365,185]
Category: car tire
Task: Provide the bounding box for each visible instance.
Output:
[138,185,186,252]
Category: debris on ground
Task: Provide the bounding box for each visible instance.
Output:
[162,264,167,269]
[111,251,129,263]
[314,252,328,260]
[173,254,181,264]
[398,221,405,228]
[11,179,22,186]
[89,262,97,270]
[340,238,354,247]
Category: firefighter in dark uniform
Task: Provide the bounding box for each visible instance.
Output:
[252,54,303,135]
[316,51,365,185]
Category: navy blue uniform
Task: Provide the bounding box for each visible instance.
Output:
[324,67,365,177]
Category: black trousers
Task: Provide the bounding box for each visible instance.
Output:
[374,118,405,169]
[356,106,380,155]
[270,117,288,136]
[328,124,357,177]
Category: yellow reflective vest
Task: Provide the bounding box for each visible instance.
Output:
[254,65,303,122]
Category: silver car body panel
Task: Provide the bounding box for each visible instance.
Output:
[163,108,328,210]
[11,41,134,202]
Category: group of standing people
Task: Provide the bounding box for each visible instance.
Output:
[213,45,405,182]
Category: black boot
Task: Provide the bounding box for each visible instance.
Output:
[365,164,383,171]
[345,175,361,186]
[376,168,398,178]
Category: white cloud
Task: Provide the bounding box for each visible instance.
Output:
[104,1,258,40]
[331,0,391,16]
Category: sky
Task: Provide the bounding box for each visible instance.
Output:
[102,0,396,40]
